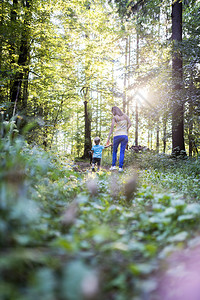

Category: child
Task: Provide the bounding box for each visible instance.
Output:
[91,137,111,172]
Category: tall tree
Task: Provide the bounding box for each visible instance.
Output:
[0,0,4,102]
[10,0,32,117]
[82,87,92,159]
[171,0,186,155]
[123,36,128,113]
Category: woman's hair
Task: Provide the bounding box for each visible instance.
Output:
[112,106,123,116]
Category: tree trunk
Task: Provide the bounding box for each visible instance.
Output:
[188,100,193,157]
[22,68,29,109]
[134,30,139,146]
[156,119,159,153]
[127,35,131,116]
[123,37,128,113]
[150,130,153,150]
[96,83,99,136]
[148,122,150,149]
[10,0,18,65]
[10,0,31,116]
[83,100,92,158]
[0,0,4,102]
[188,76,196,157]
[163,116,167,153]
[171,0,186,155]
[99,90,102,137]
[136,31,139,67]
[82,87,92,158]
[7,0,18,116]
[135,102,138,146]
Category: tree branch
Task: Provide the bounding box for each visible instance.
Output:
[128,0,146,14]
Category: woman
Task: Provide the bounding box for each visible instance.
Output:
[106,106,132,172]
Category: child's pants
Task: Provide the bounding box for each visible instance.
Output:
[112,135,128,168]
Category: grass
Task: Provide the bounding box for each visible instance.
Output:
[1,133,200,300]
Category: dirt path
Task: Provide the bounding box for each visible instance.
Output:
[73,160,110,172]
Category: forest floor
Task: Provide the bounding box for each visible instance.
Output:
[72,156,200,299]
[3,142,200,300]
[73,160,111,172]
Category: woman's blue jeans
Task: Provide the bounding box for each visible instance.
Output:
[112,135,128,168]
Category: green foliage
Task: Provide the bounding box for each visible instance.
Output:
[1,0,200,156]
[2,126,200,299]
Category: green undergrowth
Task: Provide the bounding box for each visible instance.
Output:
[1,130,200,299]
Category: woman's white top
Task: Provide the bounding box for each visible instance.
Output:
[113,116,128,137]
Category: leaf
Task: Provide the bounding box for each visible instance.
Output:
[111,242,128,251]
[149,216,171,224]
[61,261,97,300]
[184,203,200,214]
[177,214,194,221]
[88,225,112,243]
[129,263,155,275]
[158,244,179,259]
[30,268,56,298]
[52,238,74,251]
[168,231,188,242]
[128,240,145,252]
[171,200,186,208]
[162,207,176,216]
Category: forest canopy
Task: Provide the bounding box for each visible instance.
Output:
[0,0,199,155]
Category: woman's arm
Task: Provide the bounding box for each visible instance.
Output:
[104,143,112,149]
[106,117,115,145]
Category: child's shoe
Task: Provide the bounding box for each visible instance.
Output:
[119,168,123,172]
[110,166,117,171]
[92,168,95,172]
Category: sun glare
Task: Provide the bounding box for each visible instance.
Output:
[137,87,148,101]
[133,87,149,107]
